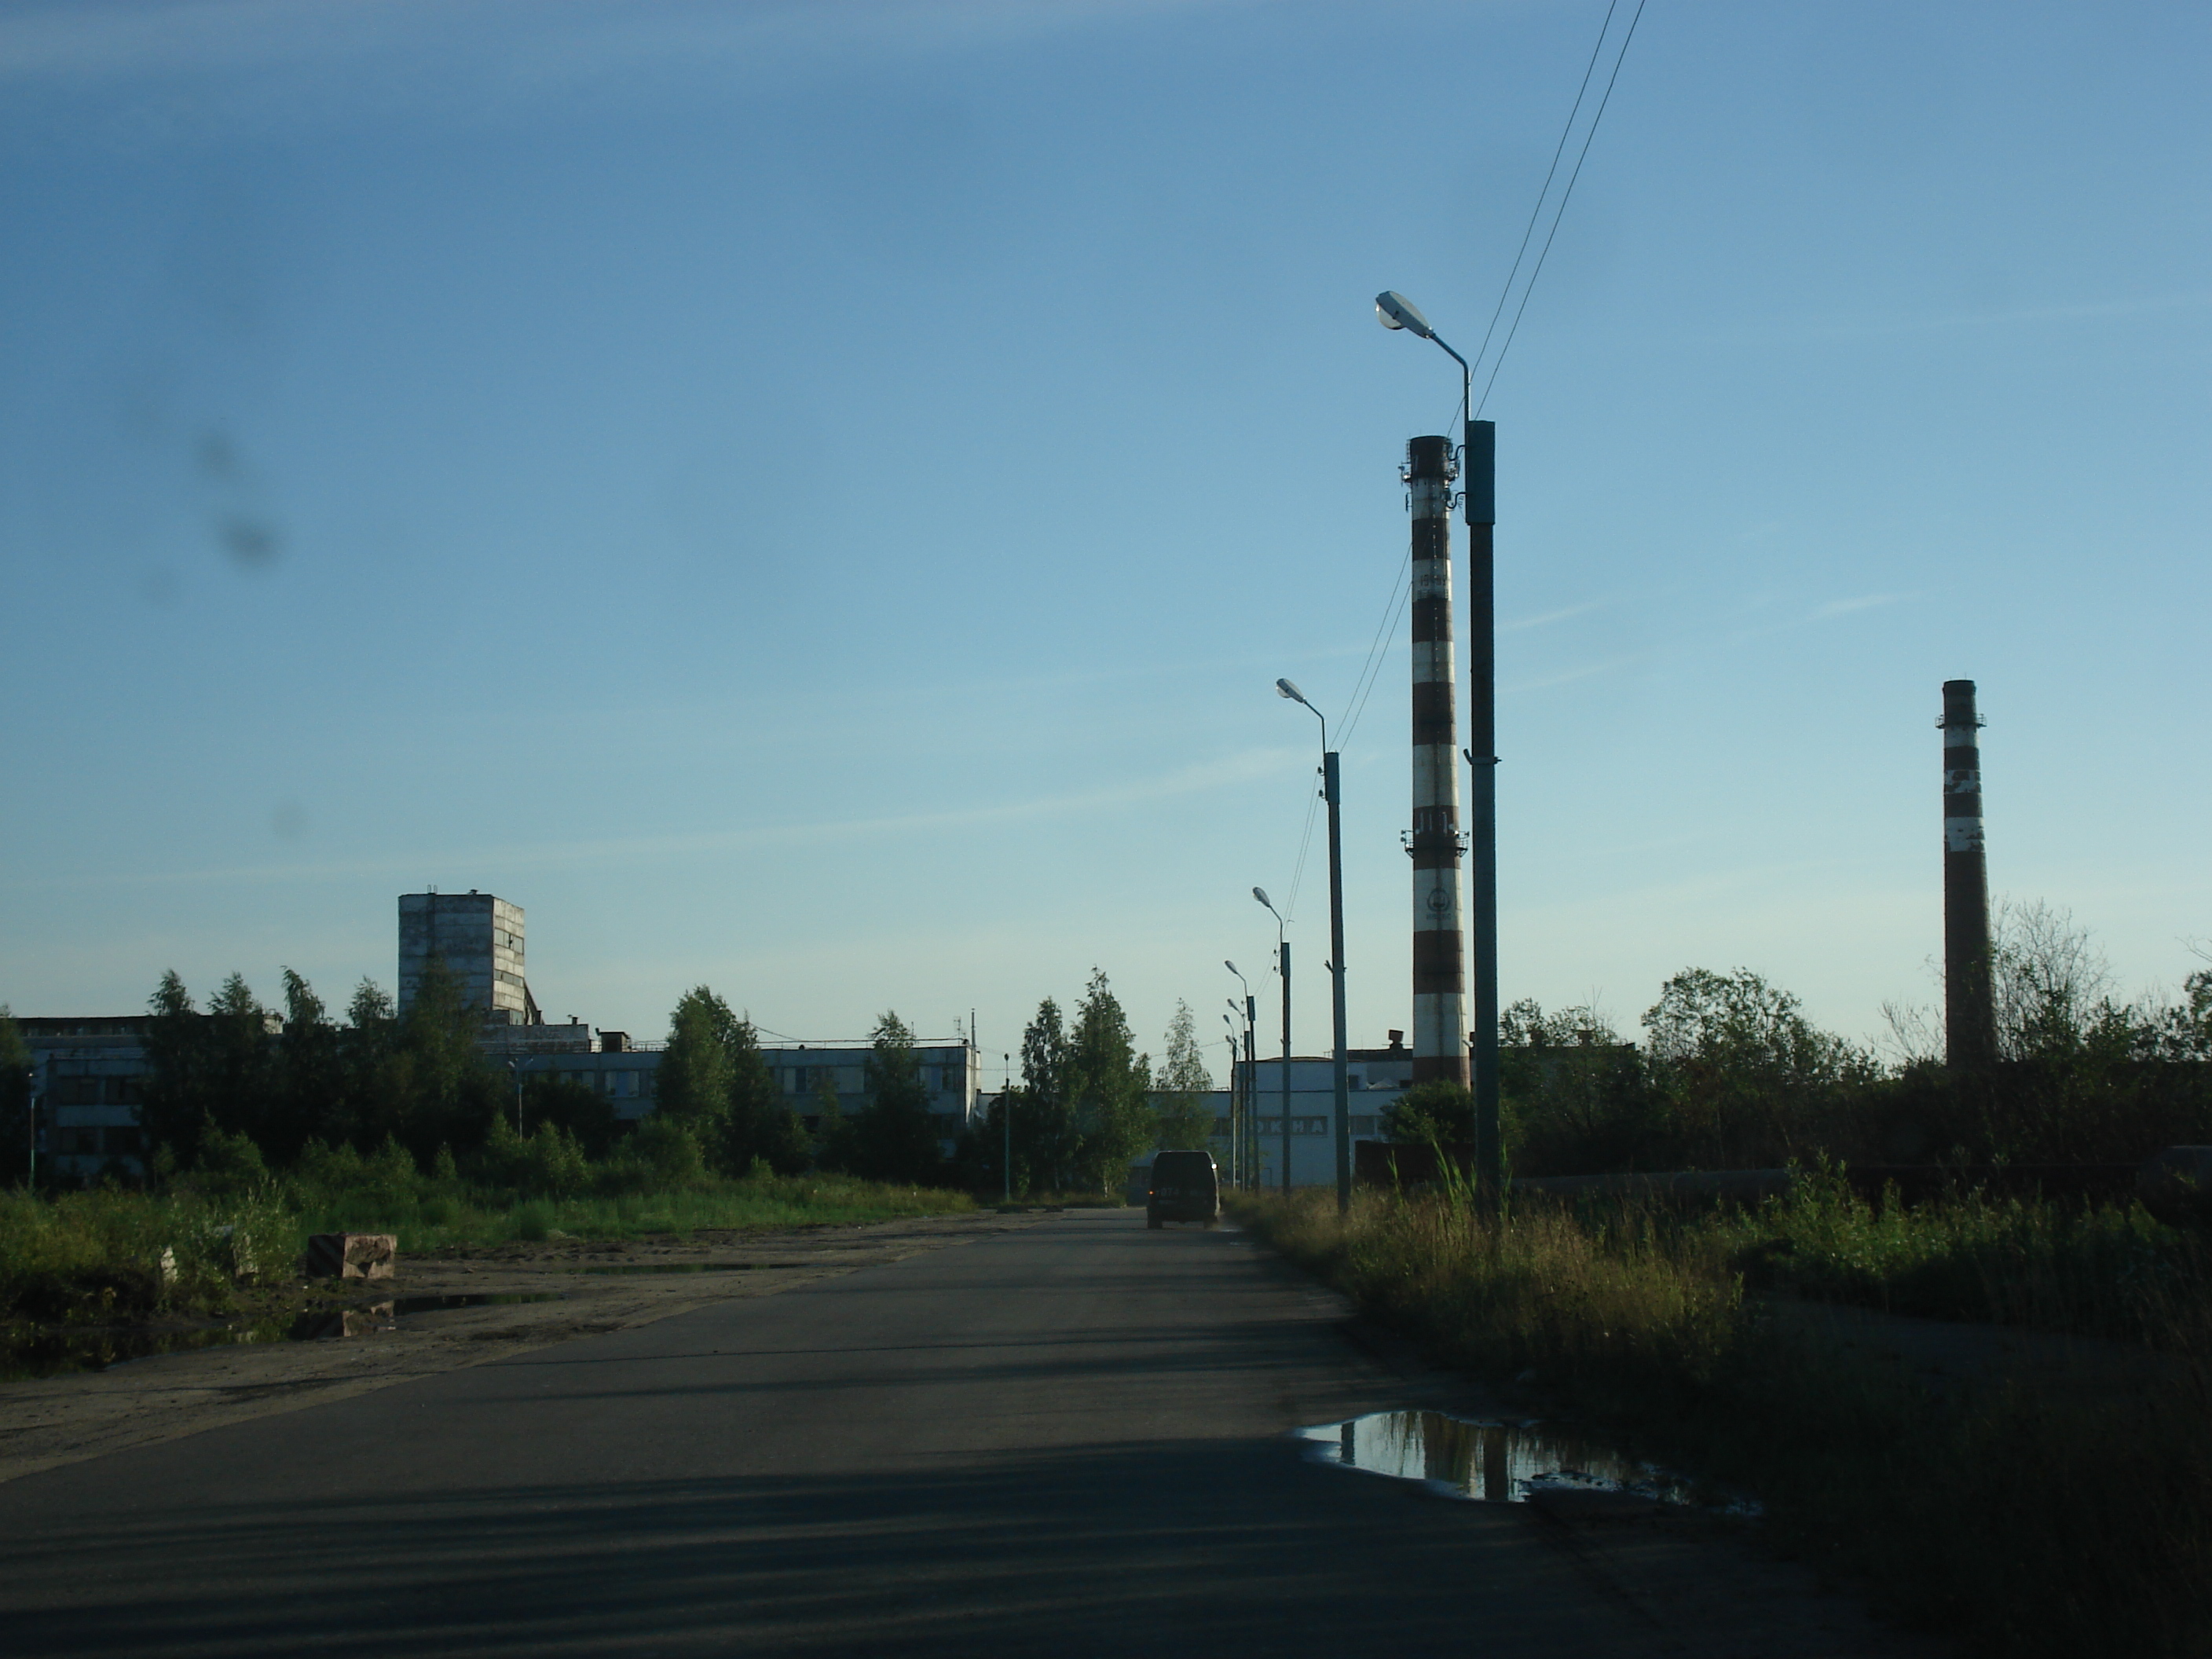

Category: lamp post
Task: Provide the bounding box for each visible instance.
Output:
[1002,1052,1014,1204]
[21,1061,36,1191]
[1278,679,1353,1214]
[1225,958,1256,1190]
[1253,888,1291,1195]
[1376,288,1502,1217]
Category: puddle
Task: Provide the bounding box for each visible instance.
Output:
[4,1293,571,1375]
[287,1291,562,1340]
[0,1324,270,1382]
[1295,1410,1756,1514]
[566,1262,764,1275]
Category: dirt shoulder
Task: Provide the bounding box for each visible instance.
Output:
[0,1209,1050,1487]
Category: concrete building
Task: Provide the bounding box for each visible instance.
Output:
[398,891,537,1025]
[1240,1050,1411,1188]
[512,1038,982,1155]
[19,1016,160,1181]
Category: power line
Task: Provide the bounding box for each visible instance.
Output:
[1339,558,1413,752]
[1335,548,1412,745]
[1476,0,1649,417]
[1466,0,1621,391]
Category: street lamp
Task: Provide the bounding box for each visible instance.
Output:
[1253,887,1291,1196]
[1377,288,1502,1216]
[1225,958,1257,1192]
[1278,679,1353,1214]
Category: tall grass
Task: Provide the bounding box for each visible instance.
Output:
[1236,1187,2212,1657]
[2,1147,976,1328]
[1708,1167,2199,1344]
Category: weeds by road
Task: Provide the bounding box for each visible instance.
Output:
[2,1163,975,1335]
[1235,1185,2212,1658]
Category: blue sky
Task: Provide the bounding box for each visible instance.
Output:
[2,0,2207,1082]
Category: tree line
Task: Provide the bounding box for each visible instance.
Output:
[10,960,1221,1196]
[1385,902,2212,1174]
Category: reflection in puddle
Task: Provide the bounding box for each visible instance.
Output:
[569,1262,762,1275]
[1295,1410,1752,1512]
[5,1293,572,1375]
[0,1325,267,1382]
[287,1292,562,1341]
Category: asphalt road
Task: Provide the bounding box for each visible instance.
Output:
[0,1210,1668,1657]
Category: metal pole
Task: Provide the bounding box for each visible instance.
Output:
[1405,436,1470,1090]
[1279,940,1293,1195]
[1002,1053,1013,1203]
[1465,418,1501,1214]
[1325,750,1352,1213]
[1941,680,1996,1071]
[1244,1000,1257,1190]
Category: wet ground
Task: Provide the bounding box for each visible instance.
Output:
[0,1212,1050,1487]
[1295,1408,1759,1517]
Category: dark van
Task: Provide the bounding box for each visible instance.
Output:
[1147,1149,1221,1229]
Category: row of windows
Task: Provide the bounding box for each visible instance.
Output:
[1250,1116,1382,1138]
[48,1126,144,1158]
[780,1066,968,1096]
[47,1075,145,1106]
[540,1069,652,1097]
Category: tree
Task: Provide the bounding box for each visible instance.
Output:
[1064,971,1154,1194]
[657,987,737,1126]
[657,985,797,1174]
[846,1012,942,1185]
[1496,998,1651,1175]
[1382,1080,1474,1145]
[1640,967,1872,1168]
[0,1005,30,1187]
[1004,997,1079,1192]
[1152,999,1215,1152]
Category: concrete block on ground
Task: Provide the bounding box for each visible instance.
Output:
[304,1233,398,1280]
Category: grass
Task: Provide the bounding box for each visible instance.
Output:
[295,1171,976,1253]
[1,1170,976,1329]
[1233,1185,2212,1657]
[1707,1166,2199,1345]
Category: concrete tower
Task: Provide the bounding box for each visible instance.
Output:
[1404,436,1470,1086]
[1940,682,1996,1070]
[397,891,537,1025]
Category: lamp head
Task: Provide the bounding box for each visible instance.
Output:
[1224,959,1239,977]
[1375,290,1434,339]
[1275,677,1309,707]
[1252,886,1272,910]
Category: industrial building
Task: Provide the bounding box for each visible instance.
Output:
[509,1039,980,1156]
[16,1016,159,1181]
[398,891,537,1024]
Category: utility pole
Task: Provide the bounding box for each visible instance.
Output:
[1942,681,1997,1071]
[1324,752,1352,1212]
[1277,679,1355,1212]
[1243,1004,1255,1189]
[1278,939,1293,1195]
[1464,419,1502,1214]
[1002,1052,1013,1204]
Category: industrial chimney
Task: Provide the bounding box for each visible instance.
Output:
[1941,679,1997,1070]
[1404,436,1470,1086]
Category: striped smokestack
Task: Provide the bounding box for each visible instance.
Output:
[1942,679,1997,1070]
[1404,435,1470,1086]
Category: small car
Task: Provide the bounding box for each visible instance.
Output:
[1146,1149,1221,1229]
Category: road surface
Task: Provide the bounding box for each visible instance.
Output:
[0,1210,1914,1657]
